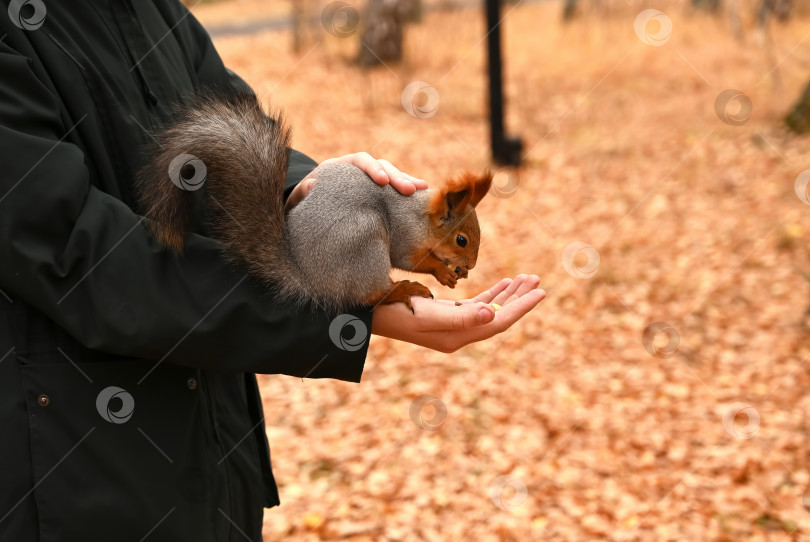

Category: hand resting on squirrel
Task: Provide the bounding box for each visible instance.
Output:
[136,90,492,314]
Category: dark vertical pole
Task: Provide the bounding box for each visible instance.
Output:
[486,0,522,166]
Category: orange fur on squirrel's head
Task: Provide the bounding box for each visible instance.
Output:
[425,170,493,279]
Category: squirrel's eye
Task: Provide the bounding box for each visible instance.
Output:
[456,234,467,248]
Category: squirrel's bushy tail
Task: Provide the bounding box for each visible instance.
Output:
[136,90,299,297]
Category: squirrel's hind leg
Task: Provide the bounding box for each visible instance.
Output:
[366,280,433,314]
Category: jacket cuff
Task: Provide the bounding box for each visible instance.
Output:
[306,307,373,383]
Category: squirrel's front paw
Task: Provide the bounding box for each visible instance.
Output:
[433,264,460,288]
[377,280,434,314]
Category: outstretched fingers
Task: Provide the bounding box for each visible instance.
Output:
[370,275,546,353]
[490,274,541,307]
[450,288,545,347]
[453,275,540,307]
[470,278,513,304]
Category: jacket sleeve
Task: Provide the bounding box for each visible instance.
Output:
[0,40,370,382]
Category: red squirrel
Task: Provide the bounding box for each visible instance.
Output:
[136,90,492,313]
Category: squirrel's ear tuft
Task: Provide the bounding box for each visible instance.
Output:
[429,170,494,221]
[445,186,472,213]
[466,170,492,208]
[446,171,492,211]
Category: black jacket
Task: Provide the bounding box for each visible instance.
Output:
[0,1,371,541]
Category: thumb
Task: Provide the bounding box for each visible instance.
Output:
[285,178,317,212]
[449,302,495,330]
[301,177,317,193]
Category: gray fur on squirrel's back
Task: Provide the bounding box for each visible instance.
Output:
[286,162,433,310]
[135,90,437,313]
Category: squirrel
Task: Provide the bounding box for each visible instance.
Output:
[135,90,493,314]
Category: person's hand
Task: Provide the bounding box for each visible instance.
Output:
[285,152,428,211]
[371,274,545,353]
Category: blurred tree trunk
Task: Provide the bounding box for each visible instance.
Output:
[403,0,422,23]
[292,0,306,54]
[562,0,578,21]
[692,0,721,13]
[758,0,792,26]
[292,0,315,54]
[358,0,421,66]
[786,80,810,133]
[727,0,743,41]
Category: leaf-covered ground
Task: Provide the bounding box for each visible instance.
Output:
[197,1,810,539]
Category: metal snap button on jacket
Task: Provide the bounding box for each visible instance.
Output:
[37,394,49,407]
[186,377,197,390]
